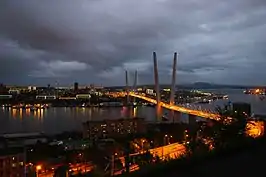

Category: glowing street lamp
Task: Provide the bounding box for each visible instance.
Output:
[36,165,42,171]
[36,165,42,177]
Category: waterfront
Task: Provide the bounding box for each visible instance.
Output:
[1,89,266,135]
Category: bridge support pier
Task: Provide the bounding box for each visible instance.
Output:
[188,114,197,125]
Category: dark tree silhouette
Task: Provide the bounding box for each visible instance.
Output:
[134,151,153,167]
[212,106,250,149]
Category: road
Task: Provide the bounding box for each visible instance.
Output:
[149,143,186,160]
[114,143,185,176]
[37,163,93,177]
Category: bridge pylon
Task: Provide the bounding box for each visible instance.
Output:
[133,70,138,104]
[125,70,129,106]
[170,52,179,123]
[153,52,162,121]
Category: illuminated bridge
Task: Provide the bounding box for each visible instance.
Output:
[124,52,219,121]
[123,52,264,138]
[129,92,219,120]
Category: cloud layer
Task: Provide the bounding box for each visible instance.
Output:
[1,0,266,86]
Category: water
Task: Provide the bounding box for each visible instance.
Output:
[0,89,266,135]
[195,89,266,114]
[0,106,157,135]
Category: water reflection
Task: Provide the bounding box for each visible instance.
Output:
[88,108,92,118]
[38,109,44,120]
[25,108,31,116]
[133,107,137,117]
[33,110,37,118]
[0,106,157,134]
[19,109,23,119]
[80,107,86,116]
[12,108,16,118]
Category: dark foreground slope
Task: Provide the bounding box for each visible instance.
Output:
[170,145,265,177]
[124,139,266,177]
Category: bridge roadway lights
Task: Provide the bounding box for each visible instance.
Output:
[188,114,197,125]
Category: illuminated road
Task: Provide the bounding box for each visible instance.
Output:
[119,143,185,167]
[128,143,185,159]
[149,143,186,160]
[37,163,93,177]
[116,143,185,176]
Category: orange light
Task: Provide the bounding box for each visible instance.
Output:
[36,165,42,171]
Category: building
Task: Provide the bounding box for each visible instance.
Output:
[233,102,251,116]
[8,89,20,95]
[0,148,25,177]
[36,95,56,100]
[83,118,146,140]
[0,132,48,148]
[74,82,79,92]
[0,84,7,94]
[28,86,37,92]
[146,89,155,95]
[76,94,91,100]
[0,95,12,100]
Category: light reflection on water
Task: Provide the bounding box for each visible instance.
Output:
[0,89,265,134]
[0,106,158,135]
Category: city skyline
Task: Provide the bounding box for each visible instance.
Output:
[1,0,266,86]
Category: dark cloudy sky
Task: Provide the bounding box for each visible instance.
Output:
[1,0,266,86]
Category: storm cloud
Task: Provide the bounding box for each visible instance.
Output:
[0,0,266,86]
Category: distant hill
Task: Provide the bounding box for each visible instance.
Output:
[105,82,259,90]
[179,82,250,89]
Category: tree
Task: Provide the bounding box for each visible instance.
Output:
[211,106,250,149]
[54,165,69,177]
[134,151,153,167]
[87,167,105,177]
[184,134,210,157]
[154,155,161,163]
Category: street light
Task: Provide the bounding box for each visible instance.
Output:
[141,140,145,152]
[36,165,42,177]
[36,165,42,171]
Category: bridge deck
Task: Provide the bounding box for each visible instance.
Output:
[129,93,219,119]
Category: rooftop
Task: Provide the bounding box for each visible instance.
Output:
[2,132,45,139]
